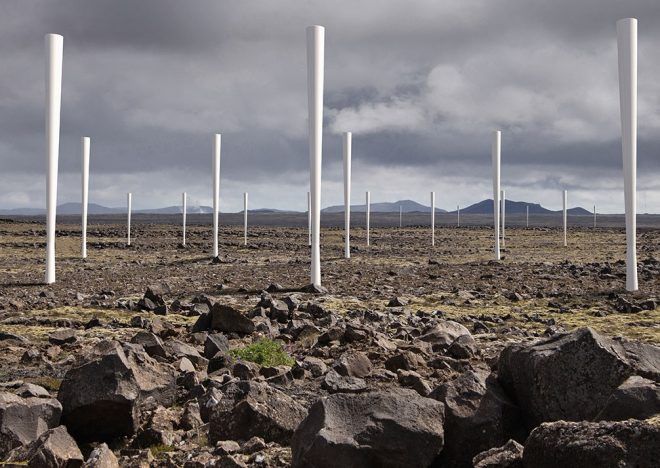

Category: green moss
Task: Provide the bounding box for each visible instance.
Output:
[230,338,295,367]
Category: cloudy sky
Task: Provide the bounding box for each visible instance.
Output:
[0,0,659,213]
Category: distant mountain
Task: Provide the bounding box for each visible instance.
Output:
[0,199,608,217]
[323,199,447,214]
[455,199,593,215]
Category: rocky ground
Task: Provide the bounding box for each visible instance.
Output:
[0,218,658,467]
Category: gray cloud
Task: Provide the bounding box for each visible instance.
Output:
[0,0,659,213]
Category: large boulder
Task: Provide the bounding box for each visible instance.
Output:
[430,368,523,467]
[0,392,62,457]
[595,376,660,421]
[210,304,255,334]
[209,381,306,445]
[6,425,84,468]
[58,340,176,442]
[291,388,445,468]
[522,419,660,468]
[498,327,660,426]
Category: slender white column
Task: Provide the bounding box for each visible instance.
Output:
[526,205,529,228]
[81,137,90,259]
[343,132,352,259]
[399,205,402,228]
[243,192,248,246]
[307,191,311,246]
[457,205,460,227]
[366,191,371,246]
[127,192,132,246]
[563,190,567,247]
[45,34,63,284]
[430,192,435,246]
[307,25,324,287]
[593,204,596,228]
[617,18,638,291]
[492,131,501,260]
[182,192,187,246]
[501,189,506,248]
[212,134,221,258]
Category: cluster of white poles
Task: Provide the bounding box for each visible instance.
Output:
[42,19,640,292]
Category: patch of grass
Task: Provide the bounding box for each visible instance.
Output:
[150,444,175,458]
[230,338,295,367]
[26,376,62,392]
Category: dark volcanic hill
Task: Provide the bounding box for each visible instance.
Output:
[323,199,447,214]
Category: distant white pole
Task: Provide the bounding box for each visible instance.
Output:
[593,204,596,228]
[457,205,460,227]
[430,192,435,246]
[526,205,529,228]
[343,132,351,259]
[617,18,638,292]
[243,192,248,246]
[212,134,221,258]
[399,205,402,228]
[307,25,324,287]
[45,34,63,284]
[492,131,501,260]
[307,191,311,247]
[563,190,567,247]
[81,137,89,259]
[127,192,132,246]
[501,189,506,248]
[182,192,187,246]
[366,191,371,246]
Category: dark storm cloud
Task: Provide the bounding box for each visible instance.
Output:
[0,0,658,212]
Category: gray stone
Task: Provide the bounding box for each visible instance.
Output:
[291,388,445,468]
[430,368,523,467]
[209,381,306,445]
[210,304,255,334]
[58,340,176,442]
[595,375,660,421]
[498,327,660,425]
[473,439,523,468]
[522,419,660,468]
[0,393,62,458]
[322,370,367,394]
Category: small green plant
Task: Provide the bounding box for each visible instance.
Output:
[230,338,295,367]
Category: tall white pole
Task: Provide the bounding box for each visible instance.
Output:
[212,134,221,258]
[501,189,506,248]
[343,132,351,259]
[307,191,311,247]
[526,205,529,228]
[399,205,402,228]
[563,190,568,247]
[182,192,187,246]
[366,191,371,246]
[492,131,501,260]
[81,137,89,259]
[127,193,132,246]
[593,204,596,228]
[457,205,460,227]
[617,18,638,292]
[307,25,324,287]
[430,192,435,246]
[45,34,63,284]
[243,192,248,246]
